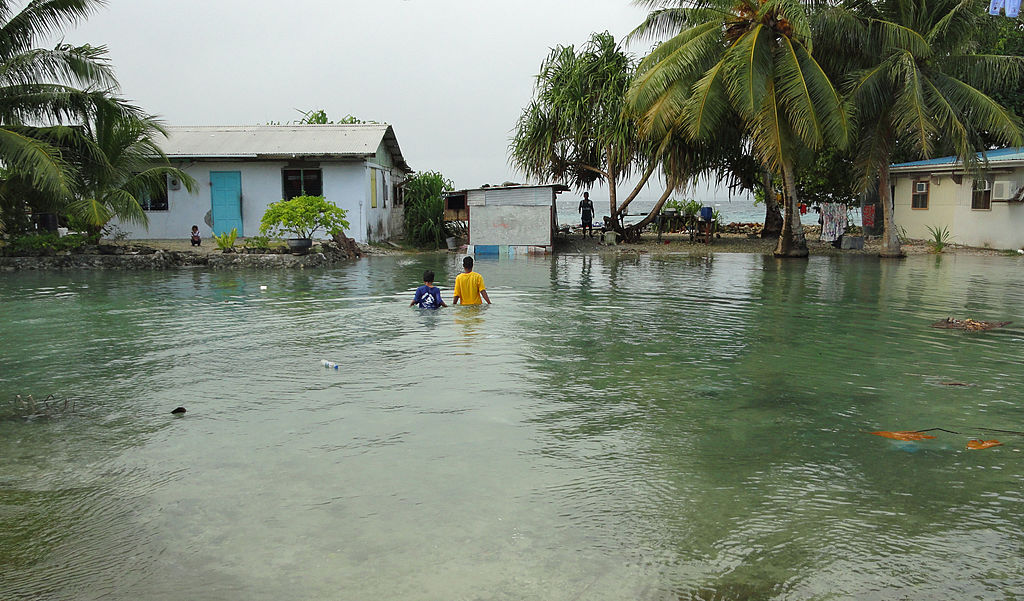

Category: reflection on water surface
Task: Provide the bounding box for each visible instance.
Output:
[1,253,1023,600]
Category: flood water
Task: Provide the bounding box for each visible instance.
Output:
[1,253,1022,600]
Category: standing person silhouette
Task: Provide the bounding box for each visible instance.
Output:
[578,191,595,238]
[452,256,491,305]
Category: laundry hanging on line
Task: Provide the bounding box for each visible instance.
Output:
[819,203,847,243]
[990,0,1021,16]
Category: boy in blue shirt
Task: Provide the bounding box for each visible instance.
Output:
[410,270,446,309]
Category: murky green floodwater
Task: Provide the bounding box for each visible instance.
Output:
[1,253,1022,601]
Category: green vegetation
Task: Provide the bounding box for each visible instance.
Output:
[510,32,726,239]
[508,1,1023,256]
[628,0,847,257]
[402,171,454,249]
[213,228,238,252]
[925,225,952,253]
[0,232,95,256]
[814,0,1024,257]
[243,235,272,251]
[259,195,350,240]
[0,0,193,240]
[68,107,196,234]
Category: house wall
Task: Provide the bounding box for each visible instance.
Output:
[469,204,554,247]
[894,171,1024,249]
[112,158,404,243]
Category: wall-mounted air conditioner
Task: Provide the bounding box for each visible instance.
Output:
[992,180,1013,200]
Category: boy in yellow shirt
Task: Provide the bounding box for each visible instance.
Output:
[452,256,491,305]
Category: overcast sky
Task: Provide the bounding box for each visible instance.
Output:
[62,0,654,190]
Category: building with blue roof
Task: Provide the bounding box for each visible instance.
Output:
[889,147,1024,249]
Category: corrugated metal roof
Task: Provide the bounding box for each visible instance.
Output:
[158,124,412,172]
[891,147,1024,169]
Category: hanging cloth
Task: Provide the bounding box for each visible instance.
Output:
[820,203,848,243]
[862,204,876,228]
[991,0,1006,15]
[1007,0,1021,17]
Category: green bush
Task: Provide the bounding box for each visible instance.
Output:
[403,171,454,249]
[213,228,238,252]
[259,195,349,240]
[243,235,271,250]
[926,224,952,253]
[1,232,93,256]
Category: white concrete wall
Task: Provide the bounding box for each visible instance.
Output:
[113,159,404,243]
[894,172,1024,249]
[469,204,553,247]
[893,176,959,240]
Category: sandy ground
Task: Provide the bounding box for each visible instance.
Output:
[126,233,1016,258]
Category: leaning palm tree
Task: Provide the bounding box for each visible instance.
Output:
[627,0,848,257]
[0,0,138,232]
[510,31,661,234]
[67,106,196,233]
[814,0,1024,257]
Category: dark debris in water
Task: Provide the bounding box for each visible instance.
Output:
[2,394,78,420]
[931,317,1011,331]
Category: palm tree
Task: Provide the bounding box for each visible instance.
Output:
[0,0,139,232]
[511,31,682,236]
[627,0,848,257]
[67,106,196,233]
[814,0,1024,257]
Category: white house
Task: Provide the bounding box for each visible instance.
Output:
[115,124,413,243]
[891,148,1024,249]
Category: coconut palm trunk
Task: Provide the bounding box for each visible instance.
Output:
[876,161,902,257]
[761,170,783,238]
[774,159,807,257]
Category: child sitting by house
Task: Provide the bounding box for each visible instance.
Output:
[410,270,446,309]
[190,225,201,247]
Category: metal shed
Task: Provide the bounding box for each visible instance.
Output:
[444,184,568,253]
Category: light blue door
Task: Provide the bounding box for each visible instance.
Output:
[210,171,243,236]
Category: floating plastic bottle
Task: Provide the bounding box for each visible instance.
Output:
[320,360,340,370]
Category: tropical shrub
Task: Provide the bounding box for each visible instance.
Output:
[259,195,349,240]
[1,232,93,256]
[403,171,454,249]
[213,228,238,252]
[925,225,952,254]
[243,235,272,250]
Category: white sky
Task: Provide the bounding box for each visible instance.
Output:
[62,0,653,190]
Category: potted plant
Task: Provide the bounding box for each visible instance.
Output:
[259,195,350,255]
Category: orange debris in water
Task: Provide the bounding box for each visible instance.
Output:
[871,431,937,441]
[967,439,1003,450]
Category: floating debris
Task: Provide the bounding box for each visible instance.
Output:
[871,431,937,441]
[871,428,1008,451]
[171,407,186,415]
[4,394,78,419]
[931,317,1011,331]
[941,381,968,386]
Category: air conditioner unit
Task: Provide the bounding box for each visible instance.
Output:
[992,180,1012,200]
[168,175,181,191]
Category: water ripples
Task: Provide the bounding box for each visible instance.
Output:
[2,255,1023,599]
